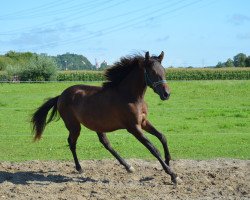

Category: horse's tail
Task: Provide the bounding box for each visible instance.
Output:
[31,96,60,141]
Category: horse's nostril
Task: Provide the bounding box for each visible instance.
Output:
[164,91,170,98]
[160,91,170,100]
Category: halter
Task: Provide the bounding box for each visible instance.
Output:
[144,70,167,88]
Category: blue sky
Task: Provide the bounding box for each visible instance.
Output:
[0,0,249,67]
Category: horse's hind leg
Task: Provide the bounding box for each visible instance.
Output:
[64,119,82,173]
[97,132,135,173]
[68,129,82,173]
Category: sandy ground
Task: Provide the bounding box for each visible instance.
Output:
[0,159,249,200]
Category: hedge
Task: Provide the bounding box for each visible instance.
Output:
[166,68,250,80]
[0,68,249,82]
[56,68,250,81]
[56,70,104,81]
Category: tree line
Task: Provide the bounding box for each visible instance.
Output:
[216,53,250,68]
[0,51,99,71]
[0,51,111,81]
[0,51,249,81]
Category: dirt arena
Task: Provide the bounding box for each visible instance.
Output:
[0,159,249,200]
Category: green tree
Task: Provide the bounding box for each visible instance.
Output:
[0,56,13,70]
[7,54,57,81]
[225,58,234,67]
[55,53,94,70]
[233,53,247,67]
[5,51,34,61]
[245,56,250,67]
[99,60,108,70]
[215,62,225,68]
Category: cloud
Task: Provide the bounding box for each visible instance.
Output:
[0,22,104,52]
[0,23,92,51]
[0,24,68,50]
[6,30,61,50]
[237,32,250,40]
[156,35,170,42]
[228,14,250,26]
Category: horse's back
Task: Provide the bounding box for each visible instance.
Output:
[57,84,101,120]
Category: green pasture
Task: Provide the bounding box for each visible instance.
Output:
[0,80,249,162]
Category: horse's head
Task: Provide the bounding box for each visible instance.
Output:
[144,51,170,100]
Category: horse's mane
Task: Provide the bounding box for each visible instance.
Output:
[102,54,144,88]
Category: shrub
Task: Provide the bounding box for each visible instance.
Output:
[0,71,8,81]
[6,55,57,81]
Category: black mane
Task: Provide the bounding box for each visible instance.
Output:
[102,54,144,88]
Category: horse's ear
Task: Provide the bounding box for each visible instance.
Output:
[158,51,164,62]
[145,51,150,60]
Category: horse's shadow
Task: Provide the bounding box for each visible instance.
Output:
[0,171,97,185]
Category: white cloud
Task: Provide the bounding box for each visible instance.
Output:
[237,32,250,40]
[228,14,250,26]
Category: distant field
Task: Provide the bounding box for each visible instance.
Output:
[0,80,249,161]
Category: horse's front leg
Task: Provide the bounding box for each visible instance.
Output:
[127,125,177,185]
[142,120,171,166]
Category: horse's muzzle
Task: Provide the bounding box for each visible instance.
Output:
[157,85,170,100]
[160,91,170,101]
[160,90,170,100]
[154,83,170,101]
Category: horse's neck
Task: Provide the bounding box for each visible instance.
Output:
[118,67,146,100]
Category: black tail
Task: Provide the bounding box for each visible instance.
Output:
[31,96,59,141]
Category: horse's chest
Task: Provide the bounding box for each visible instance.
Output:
[128,102,148,123]
[138,108,147,124]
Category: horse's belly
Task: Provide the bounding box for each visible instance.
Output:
[74,107,124,133]
[80,117,123,133]
[71,91,127,133]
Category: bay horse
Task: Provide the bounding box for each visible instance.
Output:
[31,51,178,184]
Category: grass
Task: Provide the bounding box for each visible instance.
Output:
[0,80,249,162]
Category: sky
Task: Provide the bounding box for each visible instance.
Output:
[0,0,250,67]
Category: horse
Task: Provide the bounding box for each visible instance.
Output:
[31,51,178,184]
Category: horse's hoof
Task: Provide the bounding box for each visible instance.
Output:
[176,176,182,184]
[171,174,178,186]
[77,168,83,174]
[127,166,135,173]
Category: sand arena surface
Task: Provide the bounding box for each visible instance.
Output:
[0,159,249,200]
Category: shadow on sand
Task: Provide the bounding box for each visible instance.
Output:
[0,171,97,185]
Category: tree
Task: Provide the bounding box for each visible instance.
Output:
[0,56,13,70]
[5,51,34,61]
[233,53,247,67]
[215,62,225,68]
[225,58,234,67]
[6,54,57,81]
[99,60,108,70]
[245,56,250,67]
[55,53,94,70]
